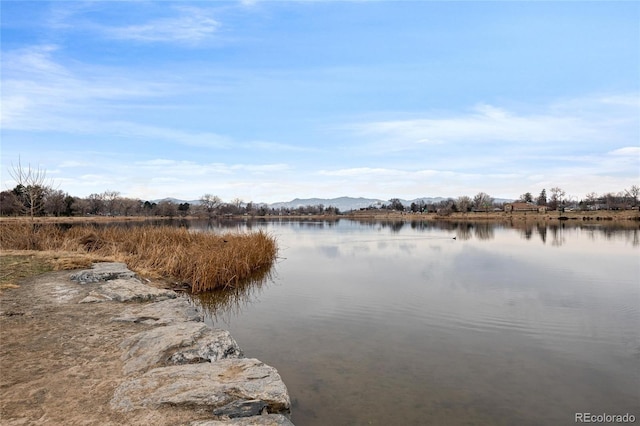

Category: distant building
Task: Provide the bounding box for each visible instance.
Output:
[504,202,545,213]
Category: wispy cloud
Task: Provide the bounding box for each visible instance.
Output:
[609,147,640,157]
[99,6,220,44]
[1,44,307,154]
[247,141,322,153]
[90,159,295,200]
[134,159,290,175]
[1,45,172,130]
[47,4,222,46]
[347,97,638,153]
[318,167,513,182]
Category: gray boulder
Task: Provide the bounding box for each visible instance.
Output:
[70,262,137,283]
[111,359,290,416]
[120,322,242,374]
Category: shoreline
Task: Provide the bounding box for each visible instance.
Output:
[344,209,640,222]
[1,209,638,224]
[0,262,294,425]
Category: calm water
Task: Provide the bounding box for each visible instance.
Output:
[192,219,639,426]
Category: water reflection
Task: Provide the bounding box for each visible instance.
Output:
[190,265,273,324]
[181,218,638,426]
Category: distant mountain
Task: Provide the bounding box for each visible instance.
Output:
[402,197,447,205]
[269,196,384,211]
[150,198,201,205]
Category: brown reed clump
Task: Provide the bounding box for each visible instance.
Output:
[0,222,278,293]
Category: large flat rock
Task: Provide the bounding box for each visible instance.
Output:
[79,278,176,303]
[112,297,203,325]
[111,359,291,416]
[189,414,295,425]
[120,322,243,374]
[70,262,137,283]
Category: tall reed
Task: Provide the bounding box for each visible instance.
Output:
[0,222,278,293]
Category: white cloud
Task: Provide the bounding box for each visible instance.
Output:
[58,160,90,168]
[319,167,404,177]
[134,159,290,176]
[136,159,177,167]
[609,147,640,157]
[99,6,220,44]
[1,45,309,154]
[348,97,638,152]
[0,45,173,131]
[318,167,515,183]
[248,141,321,153]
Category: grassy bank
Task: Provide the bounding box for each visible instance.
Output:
[0,222,278,293]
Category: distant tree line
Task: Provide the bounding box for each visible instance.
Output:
[373,192,496,216]
[370,186,639,216]
[0,185,341,219]
[1,161,637,218]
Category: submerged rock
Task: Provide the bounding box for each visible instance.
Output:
[120,322,243,374]
[111,359,291,415]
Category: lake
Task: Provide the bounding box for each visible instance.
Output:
[192,219,639,426]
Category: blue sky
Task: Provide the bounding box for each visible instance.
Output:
[1,1,638,203]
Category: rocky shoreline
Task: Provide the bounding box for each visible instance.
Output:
[70,262,294,425]
[1,261,293,425]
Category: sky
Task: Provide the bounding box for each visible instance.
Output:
[1,1,639,204]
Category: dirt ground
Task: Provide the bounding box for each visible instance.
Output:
[0,270,217,425]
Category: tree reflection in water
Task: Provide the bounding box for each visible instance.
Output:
[189,264,274,324]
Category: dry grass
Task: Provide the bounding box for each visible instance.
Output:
[0,254,54,291]
[0,222,278,293]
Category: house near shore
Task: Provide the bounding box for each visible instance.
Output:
[504,202,546,213]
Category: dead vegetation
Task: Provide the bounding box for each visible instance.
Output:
[0,222,278,293]
[0,255,54,291]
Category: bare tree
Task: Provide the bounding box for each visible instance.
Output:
[156,200,178,217]
[44,189,67,217]
[604,192,617,210]
[473,192,494,212]
[549,187,565,210]
[200,194,222,219]
[87,193,105,215]
[71,197,90,216]
[231,198,243,212]
[8,158,56,219]
[102,190,121,215]
[455,196,472,213]
[584,192,599,210]
[0,191,23,216]
[625,185,639,207]
[120,198,142,216]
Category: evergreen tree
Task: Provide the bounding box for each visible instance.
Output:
[537,189,547,206]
